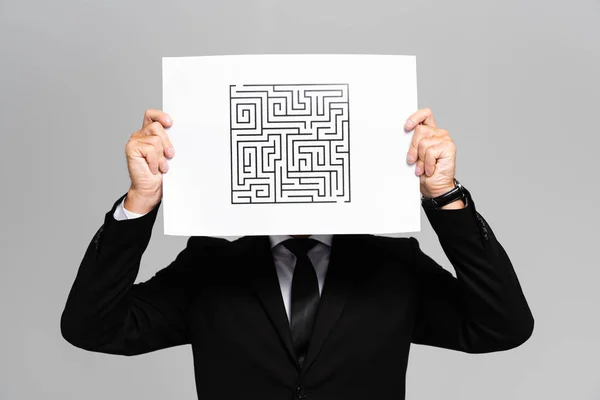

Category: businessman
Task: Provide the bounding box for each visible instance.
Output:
[61,108,534,400]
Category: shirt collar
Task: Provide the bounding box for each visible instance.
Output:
[269,235,333,249]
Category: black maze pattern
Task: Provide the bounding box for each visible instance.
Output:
[230,84,351,204]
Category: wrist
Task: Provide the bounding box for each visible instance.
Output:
[421,178,468,210]
[424,187,455,199]
[124,188,162,214]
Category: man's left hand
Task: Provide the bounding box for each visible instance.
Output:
[405,108,458,200]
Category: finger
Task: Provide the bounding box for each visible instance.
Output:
[423,145,443,177]
[158,155,169,173]
[424,139,455,177]
[407,124,437,164]
[136,136,171,174]
[142,121,175,158]
[135,142,160,174]
[415,159,425,176]
[135,134,164,159]
[405,108,436,130]
[136,139,169,173]
[142,109,173,130]
[417,137,446,168]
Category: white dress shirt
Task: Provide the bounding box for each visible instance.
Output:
[113,198,333,323]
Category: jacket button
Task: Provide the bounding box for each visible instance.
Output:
[296,386,307,399]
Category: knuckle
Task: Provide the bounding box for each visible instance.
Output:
[148,135,160,145]
[438,129,449,136]
[125,138,137,153]
[142,135,161,149]
[423,107,432,115]
[129,130,144,141]
[148,121,163,132]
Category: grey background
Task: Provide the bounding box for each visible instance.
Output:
[1,0,599,398]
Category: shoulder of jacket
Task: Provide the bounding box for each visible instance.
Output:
[350,234,415,259]
[186,236,232,250]
[359,234,414,248]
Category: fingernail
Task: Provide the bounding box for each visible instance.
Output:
[167,146,175,156]
[405,119,414,129]
[415,166,421,175]
[165,116,173,124]
[162,161,169,172]
[407,153,416,163]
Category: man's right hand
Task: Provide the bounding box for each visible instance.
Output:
[124,109,175,214]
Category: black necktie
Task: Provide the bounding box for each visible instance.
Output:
[282,238,320,368]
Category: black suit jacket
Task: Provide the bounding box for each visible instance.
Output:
[61,190,533,400]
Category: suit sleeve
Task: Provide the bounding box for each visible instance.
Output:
[411,189,534,353]
[61,194,207,356]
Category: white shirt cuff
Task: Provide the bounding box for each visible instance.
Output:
[112,197,147,221]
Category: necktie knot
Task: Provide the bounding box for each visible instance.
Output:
[282,238,319,258]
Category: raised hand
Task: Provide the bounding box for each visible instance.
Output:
[124,109,174,214]
[405,108,458,200]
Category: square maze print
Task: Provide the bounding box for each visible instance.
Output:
[230,84,351,204]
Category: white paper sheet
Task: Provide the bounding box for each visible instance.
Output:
[162,54,420,237]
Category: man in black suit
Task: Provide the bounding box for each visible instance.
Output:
[61,108,533,400]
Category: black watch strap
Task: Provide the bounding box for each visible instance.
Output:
[421,179,468,210]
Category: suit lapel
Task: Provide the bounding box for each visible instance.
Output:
[245,234,368,372]
[301,234,364,373]
[246,235,298,366]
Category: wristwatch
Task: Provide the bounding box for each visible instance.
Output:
[421,178,468,210]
